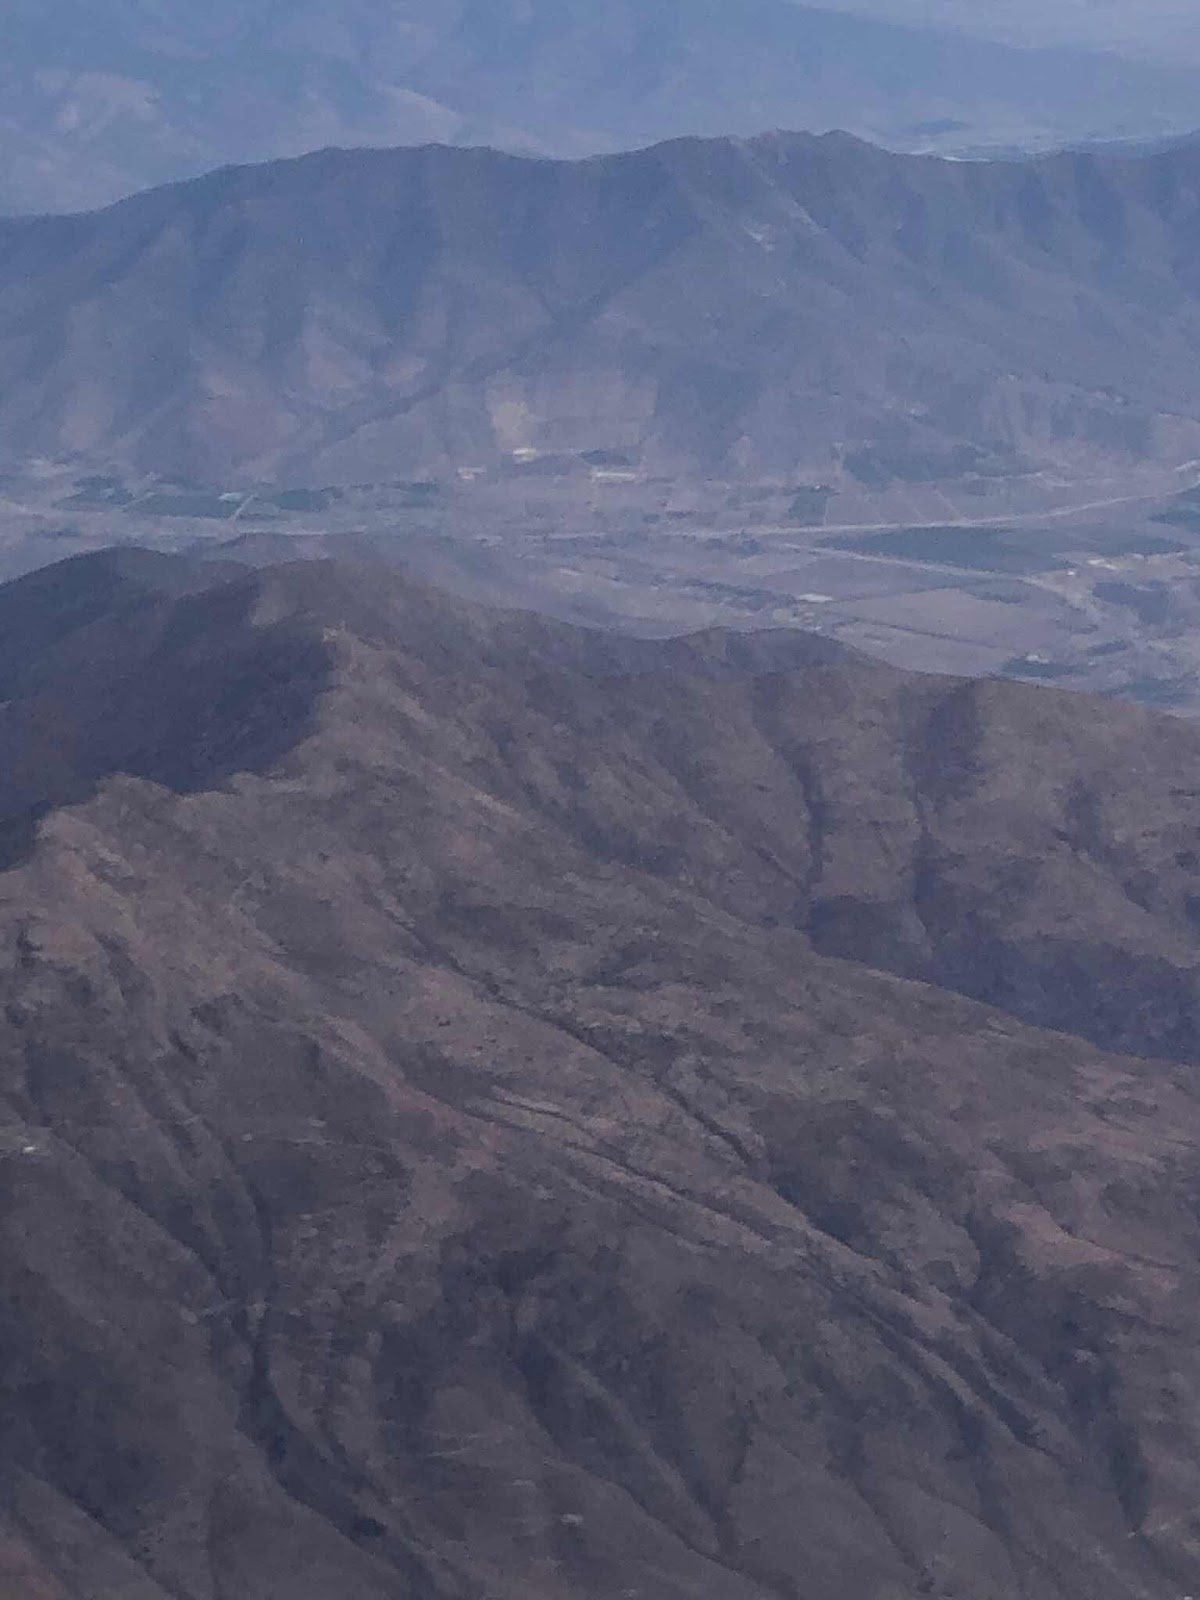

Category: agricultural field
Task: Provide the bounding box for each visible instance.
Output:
[6,460,1200,712]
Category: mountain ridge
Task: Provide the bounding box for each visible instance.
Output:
[4,0,1200,215]
[8,130,1200,489]
[5,547,1200,1596]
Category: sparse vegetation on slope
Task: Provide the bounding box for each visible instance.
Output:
[4,551,1200,1597]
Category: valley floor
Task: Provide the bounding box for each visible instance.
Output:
[7,458,1200,713]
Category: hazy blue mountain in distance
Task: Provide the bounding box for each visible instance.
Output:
[807,0,1200,64]
[8,132,1200,489]
[3,0,1200,214]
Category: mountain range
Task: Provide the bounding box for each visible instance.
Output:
[4,0,1200,216]
[5,545,1200,1597]
[811,0,1200,63]
[9,132,1200,489]
[13,5,1200,1595]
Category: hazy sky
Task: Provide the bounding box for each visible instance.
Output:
[822,0,1200,62]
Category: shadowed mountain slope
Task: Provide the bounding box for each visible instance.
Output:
[5,551,1200,1596]
[9,133,1200,485]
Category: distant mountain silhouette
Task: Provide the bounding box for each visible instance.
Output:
[802,0,1200,65]
[6,547,1200,1597]
[8,132,1200,485]
[4,0,1200,214]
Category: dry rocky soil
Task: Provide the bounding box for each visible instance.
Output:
[5,550,1200,1597]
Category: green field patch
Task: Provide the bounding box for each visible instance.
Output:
[1152,507,1200,532]
[1120,677,1191,708]
[581,448,637,468]
[62,474,134,508]
[267,487,341,513]
[1094,581,1170,625]
[134,491,238,519]
[1066,528,1189,556]
[785,485,833,525]
[823,526,1066,575]
[842,444,1012,486]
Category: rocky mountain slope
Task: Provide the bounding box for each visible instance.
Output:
[8,132,1200,487]
[6,547,1200,1597]
[4,0,1199,216]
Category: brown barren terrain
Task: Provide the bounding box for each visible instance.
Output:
[3,551,1200,1596]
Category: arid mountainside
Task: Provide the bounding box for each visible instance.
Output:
[3,0,1199,216]
[6,549,1200,1598]
[8,133,1200,487]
